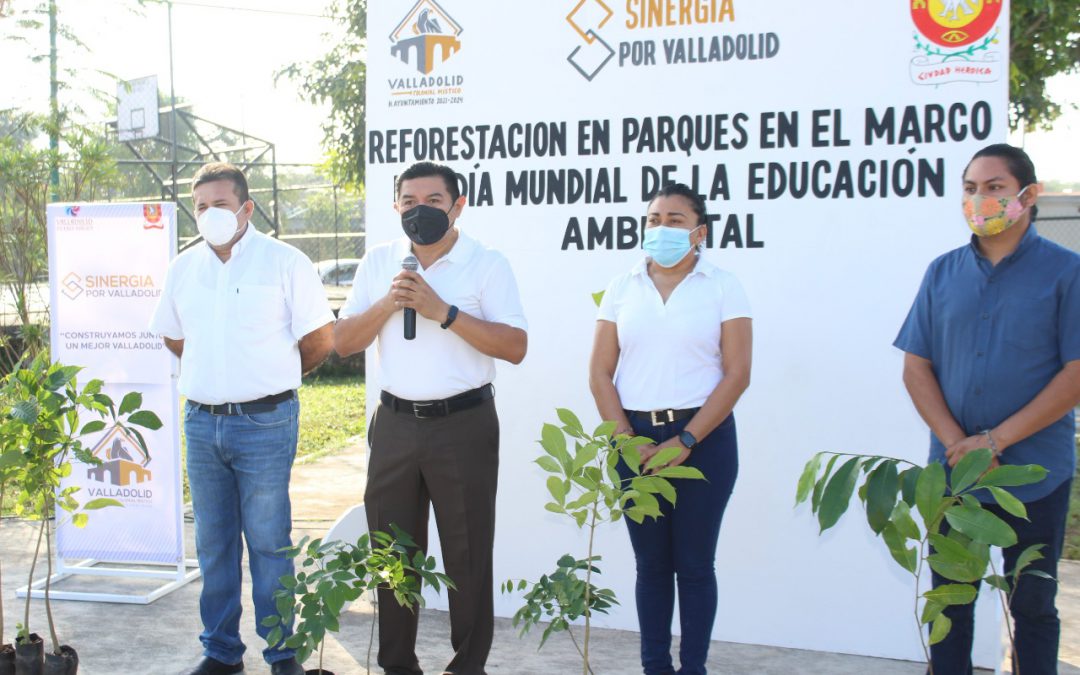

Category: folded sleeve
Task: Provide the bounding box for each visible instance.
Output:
[893,264,935,360]
[148,262,183,340]
[719,272,752,322]
[479,252,527,331]
[287,253,335,341]
[1058,261,1080,364]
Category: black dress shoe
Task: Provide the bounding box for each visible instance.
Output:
[269,658,305,675]
[179,656,244,675]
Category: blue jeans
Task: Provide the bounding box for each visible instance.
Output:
[618,413,739,675]
[928,477,1071,675]
[184,397,300,665]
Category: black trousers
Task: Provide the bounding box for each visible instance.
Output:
[365,397,500,675]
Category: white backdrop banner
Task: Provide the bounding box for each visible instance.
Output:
[48,202,183,565]
[365,0,1009,666]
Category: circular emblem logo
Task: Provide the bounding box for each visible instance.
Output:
[911,0,1002,47]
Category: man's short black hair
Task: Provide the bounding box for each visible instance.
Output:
[396,161,461,203]
[192,162,250,204]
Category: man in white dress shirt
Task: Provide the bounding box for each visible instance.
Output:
[150,162,334,675]
[334,161,527,675]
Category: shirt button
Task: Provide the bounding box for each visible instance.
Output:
[981,313,989,320]
[974,387,983,395]
[976,351,984,357]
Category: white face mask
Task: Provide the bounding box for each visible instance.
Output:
[197,204,245,246]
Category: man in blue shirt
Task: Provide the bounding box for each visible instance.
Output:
[895,144,1080,675]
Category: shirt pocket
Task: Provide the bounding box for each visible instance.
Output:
[1001,294,1057,353]
[234,284,286,332]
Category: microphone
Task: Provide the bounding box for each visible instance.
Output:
[402,255,419,340]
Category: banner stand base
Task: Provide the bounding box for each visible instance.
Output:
[16,557,201,605]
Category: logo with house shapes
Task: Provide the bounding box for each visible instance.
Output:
[389,0,463,75]
[86,425,152,486]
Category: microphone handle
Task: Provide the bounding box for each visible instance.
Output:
[404,307,416,340]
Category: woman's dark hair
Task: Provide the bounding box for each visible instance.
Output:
[647,182,707,225]
[647,182,708,249]
[965,143,1039,220]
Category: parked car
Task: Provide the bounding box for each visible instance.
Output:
[316,258,361,313]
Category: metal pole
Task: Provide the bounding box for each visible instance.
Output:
[333,184,340,265]
[48,0,59,202]
[168,1,179,211]
[271,144,279,237]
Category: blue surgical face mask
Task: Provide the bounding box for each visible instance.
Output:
[643,225,698,268]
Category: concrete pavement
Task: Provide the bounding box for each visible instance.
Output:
[2,449,1078,675]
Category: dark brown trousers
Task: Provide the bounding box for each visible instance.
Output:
[365,397,500,675]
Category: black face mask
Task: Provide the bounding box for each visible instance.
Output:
[400,204,451,245]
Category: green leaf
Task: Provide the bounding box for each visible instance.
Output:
[653,466,704,480]
[535,456,561,474]
[949,448,993,494]
[645,447,682,472]
[927,533,986,583]
[11,399,39,424]
[890,501,922,541]
[72,513,88,528]
[984,574,1010,592]
[916,461,946,526]
[652,477,677,506]
[593,420,616,438]
[881,522,918,574]
[864,461,899,534]
[944,505,1017,548]
[79,420,106,436]
[817,457,860,532]
[572,443,600,473]
[118,391,143,416]
[126,410,163,430]
[928,615,952,645]
[924,583,977,606]
[921,599,945,624]
[540,423,568,463]
[556,408,584,436]
[82,498,122,510]
[795,453,823,506]
[899,466,921,507]
[544,503,565,515]
[591,290,605,307]
[811,455,839,513]
[1012,544,1046,583]
[986,486,1027,519]
[975,464,1048,489]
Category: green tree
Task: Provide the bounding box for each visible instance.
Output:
[277,0,367,192]
[1011,0,1080,131]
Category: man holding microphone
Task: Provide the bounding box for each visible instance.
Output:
[334,161,527,675]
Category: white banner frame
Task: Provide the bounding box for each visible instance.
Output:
[22,201,199,605]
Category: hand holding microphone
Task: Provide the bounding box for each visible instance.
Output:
[401,255,419,340]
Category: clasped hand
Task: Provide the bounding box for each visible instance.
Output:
[945,434,1000,470]
[387,270,449,322]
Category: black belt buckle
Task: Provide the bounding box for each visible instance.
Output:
[205,402,238,416]
[649,409,676,426]
[412,400,448,419]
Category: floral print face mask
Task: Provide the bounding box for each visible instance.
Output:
[962,185,1031,237]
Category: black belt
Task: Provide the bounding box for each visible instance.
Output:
[381,384,494,419]
[193,390,295,416]
[625,407,699,426]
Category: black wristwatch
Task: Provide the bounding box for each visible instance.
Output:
[440,304,459,329]
[679,430,698,450]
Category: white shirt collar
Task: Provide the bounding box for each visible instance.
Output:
[391,229,478,270]
[205,222,258,260]
[632,254,716,278]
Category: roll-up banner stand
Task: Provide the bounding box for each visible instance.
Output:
[23,201,199,604]
[363,1,1010,668]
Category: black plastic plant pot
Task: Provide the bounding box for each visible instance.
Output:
[13,633,44,675]
[304,670,336,675]
[41,646,77,675]
[0,643,15,675]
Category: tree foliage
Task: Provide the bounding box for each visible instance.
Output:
[1010,0,1080,131]
[278,0,367,192]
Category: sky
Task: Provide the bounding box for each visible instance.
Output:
[0,0,1078,186]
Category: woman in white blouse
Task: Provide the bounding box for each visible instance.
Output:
[589,183,752,675]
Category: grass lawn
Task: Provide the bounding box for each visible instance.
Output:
[1066,441,1080,559]
[177,374,366,502]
